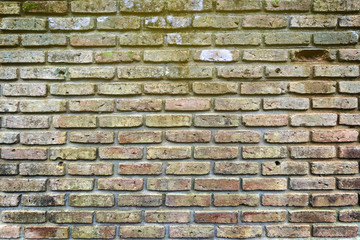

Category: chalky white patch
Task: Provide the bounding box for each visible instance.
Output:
[200,50,233,61]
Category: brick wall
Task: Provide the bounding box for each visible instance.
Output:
[0,0,360,239]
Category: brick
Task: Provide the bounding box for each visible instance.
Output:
[242,210,286,222]
[0,100,18,113]
[340,49,360,61]
[338,177,360,189]
[340,114,360,126]
[23,1,68,14]
[243,178,287,191]
[145,210,190,223]
[1,18,46,31]
[0,226,20,239]
[0,194,20,206]
[340,15,360,27]
[20,67,67,80]
[95,51,140,63]
[290,146,336,159]
[69,194,114,207]
[53,115,96,128]
[194,146,238,159]
[195,211,238,223]
[194,49,239,62]
[70,131,114,144]
[242,146,287,159]
[22,34,67,46]
[242,15,287,28]
[68,163,113,176]
[146,114,191,127]
[313,225,359,238]
[312,161,358,175]
[312,193,358,207]
[49,17,94,31]
[262,161,308,175]
[193,15,240,29]
[69,99,114,112]
[147,178,191,191]
[72,226,116,239]
[219,66,263,79]
[290,15,337,28]
[169,225,214,238]
[98,83,141,96]
[266,225,311,238]
[291,49,336,62]
[50,83,95,96]
[168,0,212,11]
[118,194,162,207]
[118,131,162,144]
[120,33,164,46]
[49,178,94,191]
[71,0,117,13]
[167,33,212,45]
[241,82,288,95]
[313,0,360,12]
[118,66,164,79]
[1,147,47,160]
[145,50,189,63]
[166,162,210,175]
[145,16,192,29]
[194,114,239,127]
[144,83,189,95]
[21,194,65,207]
[1,210,45,223]
[264,32,311,46]
[0,179,46,192]
[214,162,259,175]
[166,130,211,143]
[215,33,261,46]
[49,147,96,160]
[216,0,261,11]
[165,194,211,207]
[194,178,240,191]
[167,66,212,79]
[243,49,288,62]
[242,114,288,127]
[0,163,18,175]
[263,97,309,110]
[215,98,261,111]
[289,81,336,94]
[0,35,18,47]
[69,67,115,80]
[19,163,65,176]
[147,146,191,159]
[216,226,262,239]
[98,115,143,128]
[119,226,165,239]
[0,2,20,15]
[315,65,359,77]
[24,227,69,239]
[314,31,358,45]
[265,130,309,143]
[48,51,92,63]
[312,129,358,142]
[193,82,238,94]
[96,211,141,223]
[262,193,309,206]
[119,0,165,12]
[265,0,311,11]
[313,97,358,109]
[98,17,140,30]
[340,210,360,222]
[0,51,45,63]
[99,147,143,159]
[215,130,260,143]
[70,34,116,47]
[265,65,311,78]
[214,194,259,207]
[0,132,19,144]
[290,177,335,190]
[0,67,17,80]
[20,100,66,113]
[117,99,162,112]
[98,178,144,191]
[3,83,47,97]
[290,113,337,127]
[119,163,162,175]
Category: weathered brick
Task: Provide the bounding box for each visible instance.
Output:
[53,115,96,128]
[165,193,211,206]
[0,226,20,239]
[241,82,288,95]
[0,163,18,175]
[0,100,18,113]
[98,83,141,96]
[313,0,360,12]
[166,130,211,143]
[0,194,20,206]
[144,83,189,95]
[340,114,360,126]
[242,114,288,127]
[0,179,46,192]
[194,114,239,127]
[48,51,93,64]
[242,15,287,28]
[145,210,190,223]
[96,211,141,223]
[0,132,19,144]
[215,33,261,46]
[262,193,309,206]
[265,66,311,78]
[1,18,46,31]
[290,146,336,159]
[0,51,45,63]
[119,0,165,12]
[50,83,95,96]
[72,226,116,239]
[195,178,240,191]
[118,131,162,144]
[147,146,191,160]
[145,16,192,29]
[70,131,114,144]
[169,225,214,238]
[98,115,143,128]
[289,81,336,94]
[290,15,337,28]
[242,210,286,222]
[315,65,359,77]
[49,17,94,31]
[217,225,262,239]
[312,193,358,207]
[265,130,309,143]
[265,0,311,11]
[313,97,358,109]
[22,34,67,46]
[19,163,65,176]
[23,1,68,14]
[20,100,66,113]
[70,34,116,47]
[68,163,113,176]
[193,15,240,29]
[290,113,337,127]
[167,33,211,45]
[3,83,47,97]
[99,147,143,159]
[193,82,238,94]
[314,31,358,45]
[168,0,212,11]
[71,0,117,13]
[263,97,309,110]
[215,130,260,143]
[216,0,262,11]
[312,161,358,175]
[0,35,18,47]
[69,99,114,112]
[340,15,360,27]
[214,193,259,207]
[118,66,164,79]
[49,178,94,191]
[146,114,191,127]
[243,178,287,191]
[340,210,360,222]
[313,225,359,238]
[195,211,238,223]
[262,161,308,175]
[69,194,114,207]
[147,178,191,191]
[120,33,164,46]
[0,2,20,15]
[290,177,336,190]
[167,66,212,79]
[266,225,311,238]
[194,49,239,62]
[119,226,165,239]
[194,146,238,159]
[1,147,47,160]
[1,210,45,223]
[117,99,162,112]
[49,147,96,160]
[312,129,359,142]
[21,194,65,207]
[242,146,287,159]
[214,162,259,175]
[69,67,115,80]
[118,194,162,207]
[24,227,69,239]
[0,67,17,80]
[291,49,337,62]
[243,49,288,62]
[166,162,210,175]
[338,177,360,189]
[215,98,261,111]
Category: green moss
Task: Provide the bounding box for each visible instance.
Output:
[22,2,38,11]
[127,51,134,59]
[102,51,114,59]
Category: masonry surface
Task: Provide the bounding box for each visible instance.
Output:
[0,0,360,239]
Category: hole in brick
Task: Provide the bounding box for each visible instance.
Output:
[275,161,280,166]
[275,68,281,73]
[294,50,331,62]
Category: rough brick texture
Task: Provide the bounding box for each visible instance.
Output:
[0,0,360,239]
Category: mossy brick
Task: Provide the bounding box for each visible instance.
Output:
[48,51,93,63]
[0,18,46,31]
[23,1,68,14]
[71,0,117,13]
[119,0,165,12]
[22,34,67,46]
[168,0,212,11]
[145,16,192,29]
[97,16,140,30]
[49,17,94,30]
